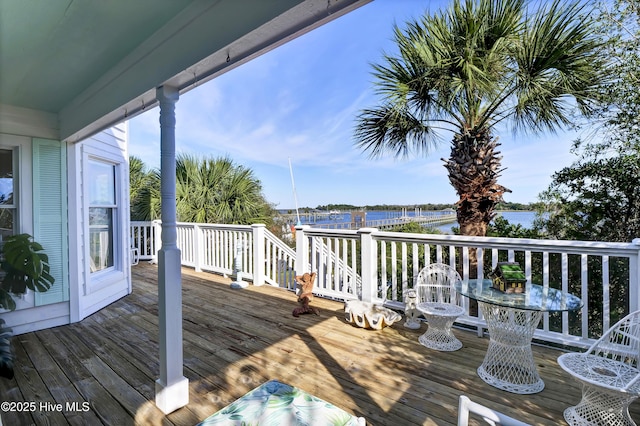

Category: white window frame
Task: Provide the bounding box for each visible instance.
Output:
[88,158,118,274]
[0,147,19,239]
[0,136,32,236]
[0,134,33,308]
[83,148,126,292]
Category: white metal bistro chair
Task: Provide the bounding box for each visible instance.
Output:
[557,310,640,426]
[457,395,530,426]
[415,263,465,351]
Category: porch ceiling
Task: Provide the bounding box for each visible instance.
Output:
[0,0,370,142]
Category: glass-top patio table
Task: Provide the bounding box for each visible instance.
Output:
[455,279,583,394]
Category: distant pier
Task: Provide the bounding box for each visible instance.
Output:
[280,209,457,230]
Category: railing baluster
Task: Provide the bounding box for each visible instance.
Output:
[542,252,550,333]
[412,242,419,289]
[602,255,610,333]
[401,242,408,296]
[477,247,483,280]
[391,242,397,300]
[581,254,588,338]
[351,239,358,297]
[562,253,569,337]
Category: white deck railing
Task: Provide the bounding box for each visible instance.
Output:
[131,221,640,348]
[130,221,158,261]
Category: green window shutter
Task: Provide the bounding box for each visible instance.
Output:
[32,138,69,306]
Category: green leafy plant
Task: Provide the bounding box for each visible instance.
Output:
[0,234,54,310]
[0,234,54,379]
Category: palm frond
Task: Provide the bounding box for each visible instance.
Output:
[355,105,442,158]
[512,0,607,132]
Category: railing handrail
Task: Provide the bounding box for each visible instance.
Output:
[373,230,639,255]
[264,227,296,259]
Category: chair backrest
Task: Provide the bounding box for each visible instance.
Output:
[457,395,530,426]
[589,309,640,374]
[415,263,462,305]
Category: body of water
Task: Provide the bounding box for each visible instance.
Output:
[434,210,538,234]
[284,210,538,234]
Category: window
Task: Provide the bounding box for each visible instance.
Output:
[0,149,17,242]
[88,159,117,273]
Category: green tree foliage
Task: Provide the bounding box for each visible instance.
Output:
[389,222,441,234]
[354,0,606,237]
[591,0,640,145]
[129,156,160,221]
[175,154,275,226]
[539,149,640,242]
[531,1,640,335]
[538,0,640,244]
[486,216,541,239]
[129,155,276,227]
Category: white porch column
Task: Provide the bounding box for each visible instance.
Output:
[155,85,189,414]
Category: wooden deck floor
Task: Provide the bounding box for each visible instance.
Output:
[1,263,639,425]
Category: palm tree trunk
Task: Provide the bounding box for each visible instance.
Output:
[443,129,511,278]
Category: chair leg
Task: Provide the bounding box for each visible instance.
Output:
[564,383,638,426]
[418,314,462,352]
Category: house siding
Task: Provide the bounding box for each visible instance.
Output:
[0,122,130,335]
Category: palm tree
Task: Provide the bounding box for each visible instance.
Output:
[129,155,275,226]
[354,0,606,237]
[129,156,160,221]
[175,154,275,225]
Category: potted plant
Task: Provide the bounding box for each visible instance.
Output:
[0,234,54,379]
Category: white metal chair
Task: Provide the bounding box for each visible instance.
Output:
[457,395,530,426]
[415,263,465,351]
[557,310,640,426]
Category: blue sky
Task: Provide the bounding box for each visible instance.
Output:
[129,0,584,210]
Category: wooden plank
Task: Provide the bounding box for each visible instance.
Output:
[0,358,35,426]
[65,321,155,399]
[7,334,69,425]
[49,325,136,425]
[19,332,103,426]
[0,393,35,425]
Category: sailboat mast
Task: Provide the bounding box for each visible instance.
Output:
[288,158,301,226]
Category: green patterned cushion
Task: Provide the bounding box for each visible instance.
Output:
[198,380,365,426]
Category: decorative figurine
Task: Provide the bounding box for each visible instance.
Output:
[292,272,319,317]
[403,288,421,329]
